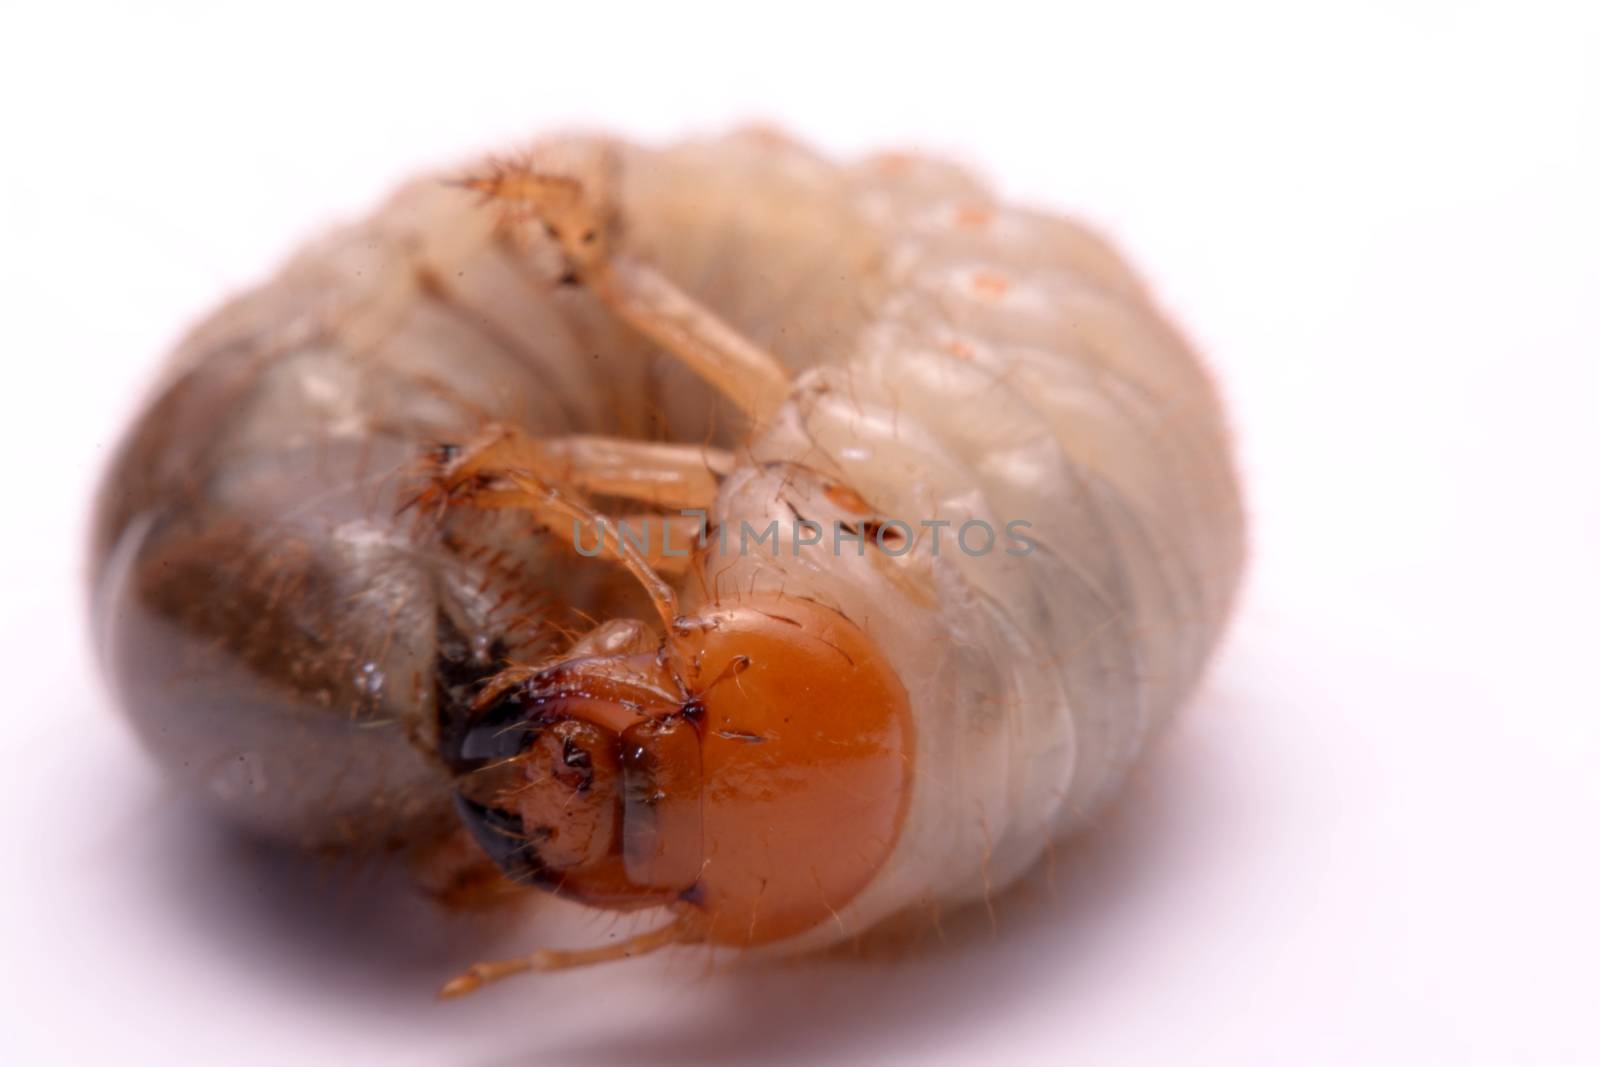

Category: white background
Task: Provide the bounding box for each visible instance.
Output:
[2,3,1596,1064]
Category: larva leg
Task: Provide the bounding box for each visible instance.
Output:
[459,156,792,424]
[420,439,681,629]
[540,434,732,510]
[432,425,730,511]
[593,256,792,424]
[577,511,704,577]
[438,917,694,999]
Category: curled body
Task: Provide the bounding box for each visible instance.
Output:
[92,129,1244,986]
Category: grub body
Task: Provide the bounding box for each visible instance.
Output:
[93,130,1243,948]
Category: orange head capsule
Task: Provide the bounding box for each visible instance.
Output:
[447,594,914,948]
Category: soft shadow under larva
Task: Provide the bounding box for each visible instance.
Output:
[510,681,1244,1067]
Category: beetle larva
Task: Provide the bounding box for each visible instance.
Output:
[92,128,1245,994]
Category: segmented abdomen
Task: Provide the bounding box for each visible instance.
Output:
[92,130,1243,916]
[674,134,1245,934]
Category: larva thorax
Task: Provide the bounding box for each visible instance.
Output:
[92,129,1244,993]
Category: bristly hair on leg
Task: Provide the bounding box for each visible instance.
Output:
[448,145,621,275]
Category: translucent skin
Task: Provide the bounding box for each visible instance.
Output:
[92,129,1244,953]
